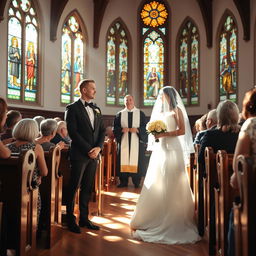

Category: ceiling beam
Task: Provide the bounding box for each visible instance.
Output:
[50,0,69,41]
[233,0,250,41]
[196,0,213,48]
[0,0,8,22]
[93,0,109,48]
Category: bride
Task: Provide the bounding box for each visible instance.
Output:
[130,86,200,244]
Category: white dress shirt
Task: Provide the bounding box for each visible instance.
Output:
[80,98,94,129]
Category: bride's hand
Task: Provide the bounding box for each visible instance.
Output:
[155,133,165,139]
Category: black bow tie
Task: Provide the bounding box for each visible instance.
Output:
[84,102,94,108]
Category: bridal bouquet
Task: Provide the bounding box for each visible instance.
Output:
[146,120,167,142]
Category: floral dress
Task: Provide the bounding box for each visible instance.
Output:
[7,142,41,225]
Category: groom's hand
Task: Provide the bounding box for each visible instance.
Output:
[88,147,101,159]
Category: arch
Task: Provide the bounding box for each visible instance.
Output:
[60,10,88,104]
[138,0,170,107]
[7,0,41,104]
[216,9,238,104]
[176,16,200,106]
[105,17,131,106]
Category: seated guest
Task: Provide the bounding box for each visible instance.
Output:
[1,110,22,142]
[193,113,207,139]
[33,115,45,133]
[54,117,62,122]
[194,109,217,144]
[229,88,256,256]
[35,118,65,151]
[7,118,48,225]
[51,121,70,145]
[198,100,240,168]
[0,97,11,158]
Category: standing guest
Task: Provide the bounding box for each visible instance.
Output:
[65,79,105,233]
[1,110,22,142]
[0,97,11,158]
[35,118,65,151]
[113,95,147,188]
[51,121,70,145]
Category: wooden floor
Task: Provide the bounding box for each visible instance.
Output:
[37,185,208,256]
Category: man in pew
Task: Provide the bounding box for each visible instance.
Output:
[113,95,147,188]
[65,79,105,234]
[0,97,11,158]
[194,109,217,145]
[51,121,70,146]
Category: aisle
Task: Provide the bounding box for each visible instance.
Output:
[38,186,208,256]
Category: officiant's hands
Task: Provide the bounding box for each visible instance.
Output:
[88,147,101,159]
[130,128,139,133]
[122,127,129,133]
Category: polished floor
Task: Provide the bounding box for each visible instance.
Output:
[37,184,208,256]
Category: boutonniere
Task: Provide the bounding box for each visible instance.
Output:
[94,108,101,117]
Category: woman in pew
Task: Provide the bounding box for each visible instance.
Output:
[198,100,240,168]
[229,88,256,256]
[7,118,48,224]
[35,118,65,151]
[0,97,11,158]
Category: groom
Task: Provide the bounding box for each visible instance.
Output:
[65,79,105,233]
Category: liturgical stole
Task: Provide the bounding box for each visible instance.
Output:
[120,107,140,173]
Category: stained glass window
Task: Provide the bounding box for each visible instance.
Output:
[61,14,85,104]
[106,20,129,105]
[140,0,169,106]
[218,15,237,102]
[7,0,39,103]
[178,20,199,106]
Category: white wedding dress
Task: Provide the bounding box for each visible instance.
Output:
[130,113,200,244]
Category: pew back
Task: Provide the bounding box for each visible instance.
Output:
[234,155,256,256]
[0,150,37,256]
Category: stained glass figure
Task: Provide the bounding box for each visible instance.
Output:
[106,21,129,105]
[178,20,199,106]
[7,0,39,102]
[140,0,169,106]
[61,14,85,104]
[219,15,237,102]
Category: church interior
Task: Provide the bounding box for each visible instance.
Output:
[0,0,255,255]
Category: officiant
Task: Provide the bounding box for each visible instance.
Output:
[113,95,147,188]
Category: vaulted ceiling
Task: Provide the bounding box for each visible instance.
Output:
[0,0,251,48]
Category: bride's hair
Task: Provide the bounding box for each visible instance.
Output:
[163,87,177,110]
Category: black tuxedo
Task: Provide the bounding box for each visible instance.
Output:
[65,99,105,222]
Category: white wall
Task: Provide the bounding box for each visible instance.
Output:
[0,0,255,117]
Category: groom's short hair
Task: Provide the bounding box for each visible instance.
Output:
[79,79,95,92]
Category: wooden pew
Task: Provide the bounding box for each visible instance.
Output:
[189,152,195,192]
[233,155,256,256]
[204,146,217,255]
[111,139,117,184]
[39,146,63,248]
[0,150,37,256]
[214,150,234,256]
[193,144,204,236]
[103,140,112,190]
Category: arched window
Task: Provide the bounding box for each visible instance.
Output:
[61,13,86,104]
[106,20,130,106]
[139,0,169,107]
[7,0,39,103]
[218,14,238,102]
[177,19,199,106]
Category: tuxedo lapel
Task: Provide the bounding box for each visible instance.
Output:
[77,100,94,131]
